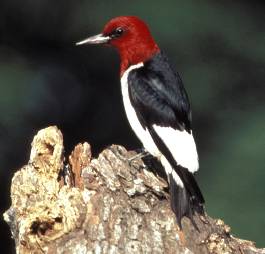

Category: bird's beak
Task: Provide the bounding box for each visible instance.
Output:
[75,33,110,46]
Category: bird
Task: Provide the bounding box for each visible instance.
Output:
[76,16,205,229]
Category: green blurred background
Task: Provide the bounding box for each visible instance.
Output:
[0,0,264,252]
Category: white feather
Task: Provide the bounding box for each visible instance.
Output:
[121,63,162,158]
[153,125,199,173]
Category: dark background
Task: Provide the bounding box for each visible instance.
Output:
[1,0,265,252]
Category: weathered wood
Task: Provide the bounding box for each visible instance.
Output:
[3,126,265,254]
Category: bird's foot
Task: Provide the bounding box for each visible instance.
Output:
[128,148,150,167]
[108,146,148,164]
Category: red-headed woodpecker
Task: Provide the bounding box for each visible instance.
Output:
[76,16,205,228]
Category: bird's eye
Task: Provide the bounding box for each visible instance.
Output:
[115,27,123,35]
[110,27,124,39]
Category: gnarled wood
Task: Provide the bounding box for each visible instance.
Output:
[3,126,265,254]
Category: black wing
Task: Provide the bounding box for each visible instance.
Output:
[128,52,192,133]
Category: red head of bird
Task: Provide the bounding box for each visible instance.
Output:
[76,16,160,75]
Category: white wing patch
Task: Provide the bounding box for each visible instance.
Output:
[153,125,199,173]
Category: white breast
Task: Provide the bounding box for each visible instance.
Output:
[121,63,161,158]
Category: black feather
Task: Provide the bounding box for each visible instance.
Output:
[128,52,192,133]
[169,173,202,230]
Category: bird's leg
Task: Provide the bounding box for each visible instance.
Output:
[108,146,150,170]
[108,146,148,163]
[128,148,150,167]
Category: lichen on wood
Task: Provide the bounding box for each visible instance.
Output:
[3,126,265,254]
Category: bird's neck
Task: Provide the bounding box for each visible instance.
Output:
[119,43,160,76]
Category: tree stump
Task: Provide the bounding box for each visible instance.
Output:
[3,126,265,254]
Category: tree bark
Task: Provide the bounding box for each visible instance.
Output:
[3,126,265,254]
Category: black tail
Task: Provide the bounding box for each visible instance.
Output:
[169,170,204,230]
[148,126,205,228]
